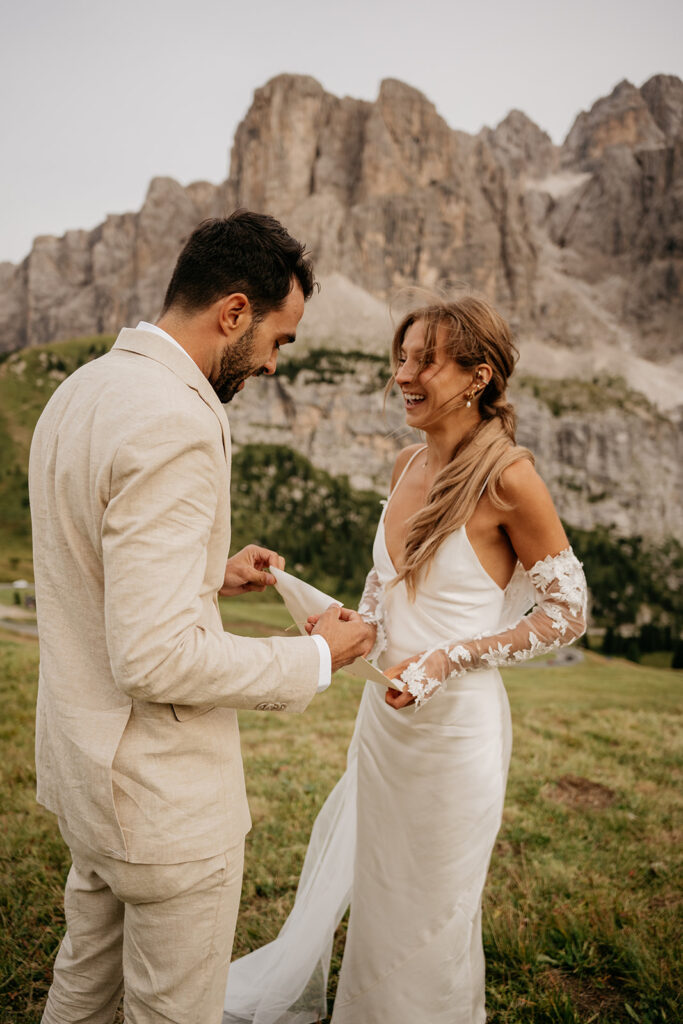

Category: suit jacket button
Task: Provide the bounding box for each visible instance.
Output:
[255,701,287,711]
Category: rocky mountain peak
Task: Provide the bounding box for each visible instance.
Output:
[483,108,557,178]
[377,77,434,105]
[359,76,455,198]
[640,73,683,139]
[227,74,331,216]
[1,71,681,382]
[563,78,666,169]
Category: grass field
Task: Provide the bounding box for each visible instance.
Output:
[0,599,681,1023]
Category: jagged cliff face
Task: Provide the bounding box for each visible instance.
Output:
[531,76,683,363]
[0,72,681,540]
[0,179,228,350]
[225,76,537,313]
[4,71,680,367]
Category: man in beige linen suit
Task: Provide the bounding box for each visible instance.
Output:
[29,212,373,1023]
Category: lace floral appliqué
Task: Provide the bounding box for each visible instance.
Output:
[358,567,388,664]
[400,547,588,709]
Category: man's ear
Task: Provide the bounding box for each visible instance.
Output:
[217,293,251,336]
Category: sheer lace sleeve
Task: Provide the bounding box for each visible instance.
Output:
[397,548,588,708]
[357,567,387,664]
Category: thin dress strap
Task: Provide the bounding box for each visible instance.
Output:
[387,451,488,517]
[385,446,428,512]
[478,473,492,500]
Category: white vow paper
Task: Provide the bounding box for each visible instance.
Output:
[270,567,391,686]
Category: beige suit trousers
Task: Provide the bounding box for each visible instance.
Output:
[42,821,244,1024]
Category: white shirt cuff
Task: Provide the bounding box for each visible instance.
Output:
[311,634,332,693]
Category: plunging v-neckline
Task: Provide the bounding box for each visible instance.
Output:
[379,510,507,594]
[380,447,427,574]
[380,447,509,594]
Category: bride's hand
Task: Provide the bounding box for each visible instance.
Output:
[383,658,416,709]
[384,649,447,709]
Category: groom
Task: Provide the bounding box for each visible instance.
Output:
[29,211,372,1023]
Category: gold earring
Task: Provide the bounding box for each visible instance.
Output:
[466,375,482,408]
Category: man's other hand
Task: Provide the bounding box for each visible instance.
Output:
[220,545,285,596]
[311,605,376,673]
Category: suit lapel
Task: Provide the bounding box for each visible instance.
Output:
[112,328,231,461]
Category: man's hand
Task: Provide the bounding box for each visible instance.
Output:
[309,605,377,673]
[220,545,285,597]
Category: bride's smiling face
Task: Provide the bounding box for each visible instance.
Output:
[395,319,478,427]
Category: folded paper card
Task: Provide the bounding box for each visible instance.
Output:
[270,567,391,687]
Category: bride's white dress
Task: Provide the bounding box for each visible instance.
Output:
[223,450,554,1024]
[331,491,518,1023]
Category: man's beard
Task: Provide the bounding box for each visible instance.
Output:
[212,322,265,403]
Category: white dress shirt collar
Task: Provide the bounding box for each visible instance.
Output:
[137,321,195,365]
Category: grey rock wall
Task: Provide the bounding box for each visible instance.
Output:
[225,364,682,540]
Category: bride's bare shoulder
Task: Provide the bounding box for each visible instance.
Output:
[497,457,569,559]
[499,457,555,500]
[390,444,424,490]
[498,457,564,528]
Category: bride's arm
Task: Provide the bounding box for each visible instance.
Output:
[356,567,383,661]
[385,461,588,709]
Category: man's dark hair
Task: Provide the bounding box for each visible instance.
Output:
[161,210,316,317]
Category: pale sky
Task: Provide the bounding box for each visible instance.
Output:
[1,0,681,264]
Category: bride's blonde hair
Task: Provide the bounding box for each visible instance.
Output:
[386,295,533,599]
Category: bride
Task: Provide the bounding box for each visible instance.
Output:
[223,296,587,1024]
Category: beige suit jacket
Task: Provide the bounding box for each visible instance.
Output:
[29,328,320,863]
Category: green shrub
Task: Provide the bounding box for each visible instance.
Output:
[516,374,663,419]
[277,348,389,392]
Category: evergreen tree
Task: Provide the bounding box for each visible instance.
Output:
[624,638,641,664]
[672,640,683,671]
[602,627,616,656]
